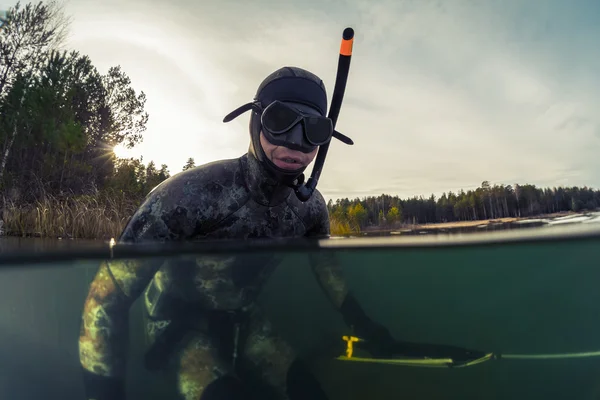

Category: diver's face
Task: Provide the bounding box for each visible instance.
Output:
[260,132,318,170]
[259,102,320,170]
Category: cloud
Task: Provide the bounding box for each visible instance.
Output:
[58,0,600,199]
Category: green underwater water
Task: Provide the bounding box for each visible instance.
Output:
[0,226,600,399]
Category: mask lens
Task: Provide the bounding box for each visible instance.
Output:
[262,102,301,134]
[304,116,333,144]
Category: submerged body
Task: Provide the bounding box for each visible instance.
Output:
[78,65,401,400]
[79,152,348,400]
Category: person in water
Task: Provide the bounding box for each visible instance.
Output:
[78,66,483,400]
[77,66,398,400]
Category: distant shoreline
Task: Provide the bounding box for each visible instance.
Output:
[359,210,587,236]
[416,210,575,230]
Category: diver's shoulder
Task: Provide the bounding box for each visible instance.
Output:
[311,188,327,206]
[147,157,241,193]
[168,157,242,184]
[306,187,327,207]
[144,156,246,205]
[119,157,247,242]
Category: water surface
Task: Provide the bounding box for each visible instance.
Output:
[0,224,599,399]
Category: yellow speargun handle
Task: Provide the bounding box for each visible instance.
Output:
[342,335,361,358]
[337,335,494,368]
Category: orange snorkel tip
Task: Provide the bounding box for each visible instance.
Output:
[340,27,354,56]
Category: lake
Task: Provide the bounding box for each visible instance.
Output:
[1,219,600,399]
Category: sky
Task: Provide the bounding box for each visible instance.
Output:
[3,0,600,202]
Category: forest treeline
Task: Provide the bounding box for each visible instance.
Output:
[1,2,598,239]
[0,2,196,237]
[0,1,199,202]
[327,181,600,234]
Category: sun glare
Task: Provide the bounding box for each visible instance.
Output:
[112,143,138,160]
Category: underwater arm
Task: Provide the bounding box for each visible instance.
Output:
[78,191,184,400]
[79,258,162,400]
[308,240,486,362]
[305,193,349,308]
[305,200,393,345]
[306,202,487,363]
[308,249,396,351]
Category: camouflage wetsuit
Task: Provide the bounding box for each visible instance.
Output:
[78,66,396,400]
[79,151,354,400]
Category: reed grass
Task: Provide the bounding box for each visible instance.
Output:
[1,190,139,240]
[1,191,361,240]
[329,214,359,236]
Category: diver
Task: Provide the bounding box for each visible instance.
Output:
[78,66,484,400]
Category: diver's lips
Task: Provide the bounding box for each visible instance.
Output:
[273,157,304,170]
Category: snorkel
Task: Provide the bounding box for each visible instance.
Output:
[223,27,355,202]
[293,27,355,201]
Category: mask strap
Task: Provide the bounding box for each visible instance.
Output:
[333,130,353,145]
[223,102,262,123]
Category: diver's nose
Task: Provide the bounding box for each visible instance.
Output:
[286,123,305,146]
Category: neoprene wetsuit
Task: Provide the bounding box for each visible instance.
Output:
[78,66,394,400]
[78,150,357,400]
